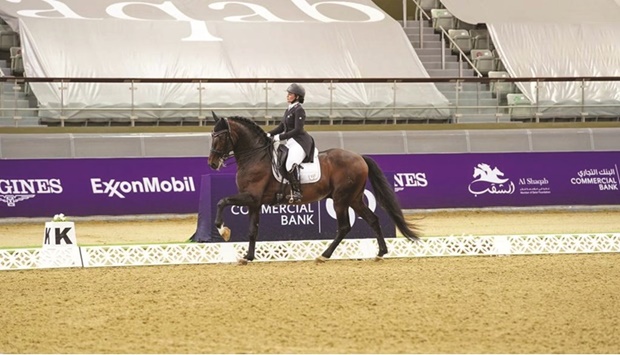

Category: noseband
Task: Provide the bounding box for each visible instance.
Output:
[210,120,235,160]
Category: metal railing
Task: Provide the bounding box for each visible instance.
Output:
[1,76,620,127]
[403,0,482,77]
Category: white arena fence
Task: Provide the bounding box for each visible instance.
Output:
[1,233,619,270]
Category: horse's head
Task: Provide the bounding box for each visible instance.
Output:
[208,111,234,170]
[208,112,273,170]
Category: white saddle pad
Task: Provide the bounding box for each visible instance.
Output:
[271,146,321,184]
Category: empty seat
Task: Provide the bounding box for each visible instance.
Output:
[492,50,507,71]
[157,117,184,126]
[430,9,455,33]
[448,29,472,54]
[85,117,112,127]
[110,116,134,126]
[133,116,160,126]
[415,0,440,20]
[488,71,515,98]
[0,29,19,51]
[471,49,495,76]
[470,29,491,50]
[507,93,534,122]
[10,46,24,76]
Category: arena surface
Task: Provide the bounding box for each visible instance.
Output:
[2,209,620,247]
[1,210,619,353]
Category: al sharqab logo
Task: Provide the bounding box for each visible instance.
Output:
[468,163,515,196]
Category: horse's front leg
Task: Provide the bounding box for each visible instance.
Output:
[239,205,260,264]
[214,192,256,241]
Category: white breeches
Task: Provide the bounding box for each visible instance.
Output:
[284,138,305,171]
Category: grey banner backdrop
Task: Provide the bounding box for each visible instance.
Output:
[0,0,449,120]
[1,152,619,219]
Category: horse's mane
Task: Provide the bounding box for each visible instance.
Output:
[226,116,272,144]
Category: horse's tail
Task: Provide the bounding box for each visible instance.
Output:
[363,155,421,242]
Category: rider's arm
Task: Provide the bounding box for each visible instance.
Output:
[268,122,285,136]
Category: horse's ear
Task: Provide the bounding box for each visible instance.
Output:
[211,111,220,123]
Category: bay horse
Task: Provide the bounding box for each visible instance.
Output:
[207,112,420,264]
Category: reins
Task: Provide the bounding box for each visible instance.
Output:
[224,142,272,167]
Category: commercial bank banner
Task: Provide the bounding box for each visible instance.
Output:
[191,174,394,242]
[0,152,619,219]
[374,152,619,208]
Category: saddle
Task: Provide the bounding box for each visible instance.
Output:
[271,142,321,184]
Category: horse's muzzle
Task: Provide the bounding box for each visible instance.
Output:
[208,158,222,170]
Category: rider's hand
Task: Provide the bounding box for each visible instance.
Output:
[273,134,281,142]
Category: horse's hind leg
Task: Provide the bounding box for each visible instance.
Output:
[351,199,388,259]
[316,203,351,263]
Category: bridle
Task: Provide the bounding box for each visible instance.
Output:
[210,117,272,166]
[210,123,236,162]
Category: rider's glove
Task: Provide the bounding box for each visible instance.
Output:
[273,134,281,142]
[266,133,272,138]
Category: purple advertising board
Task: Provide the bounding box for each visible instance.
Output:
[378,152,619,208]
[0,157,214,217]
[190,174,395,242]
[1,152,619,219]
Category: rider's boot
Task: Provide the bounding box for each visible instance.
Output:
[286,164,303,203]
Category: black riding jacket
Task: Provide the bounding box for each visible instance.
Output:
[269,103,315,161]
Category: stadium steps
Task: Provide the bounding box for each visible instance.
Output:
[401,20,510,123]
[0,59,39,127]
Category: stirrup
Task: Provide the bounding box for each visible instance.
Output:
[288,192,302,204]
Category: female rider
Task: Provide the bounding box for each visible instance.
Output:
[267,83,315,203]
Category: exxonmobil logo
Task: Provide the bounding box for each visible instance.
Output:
[90,176,196,198]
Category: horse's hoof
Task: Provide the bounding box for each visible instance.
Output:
[374,256,384,262]
[237,258,249,265]
[315,256,329,264]
[218,226,231,241]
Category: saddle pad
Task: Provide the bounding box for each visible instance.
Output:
[272,148,321,184]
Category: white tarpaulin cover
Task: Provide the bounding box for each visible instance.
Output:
[0,0,450,120]
[442,0,620,117]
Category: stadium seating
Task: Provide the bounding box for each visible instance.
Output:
[492,50,507,71]
[10,46,23,76]
[471,49,495,76]
[469,29,491,50]
[488,71,515,99]
[507,93,534,122]
[430,9,455,33]
[415,0,441,20]
[448,29,472,54]
[0,27,19,51]
[84,117,112,127]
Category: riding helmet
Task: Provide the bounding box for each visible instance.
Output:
[287,83,305,103]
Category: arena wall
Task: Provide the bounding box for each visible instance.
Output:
[2,127,619,159]
[1,127,619,219]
